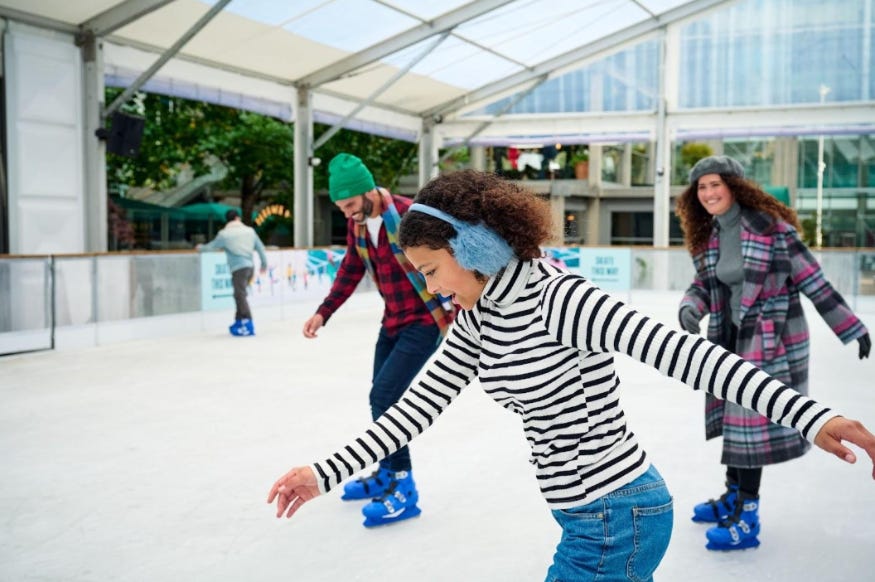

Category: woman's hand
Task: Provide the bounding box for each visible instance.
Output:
[814,417,875,479]
[267,466,321,519]
[857,333,871,359]
[678,306,701,334]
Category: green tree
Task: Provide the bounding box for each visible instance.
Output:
[674,142,714,183]
[105,89,419,234]
[312,125,418,193]
[201,111,294,225]
[106,90,223,190]
[106,90,294,226]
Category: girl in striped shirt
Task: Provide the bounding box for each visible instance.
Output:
[268,170,875,582]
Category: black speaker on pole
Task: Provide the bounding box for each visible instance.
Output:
[106,111,145,157]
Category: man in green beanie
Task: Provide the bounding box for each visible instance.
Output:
[302,153,454,528]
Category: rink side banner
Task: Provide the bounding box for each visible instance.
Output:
[200,248,348,311]
[578,248,632,291]
[200,252,235,311]
[542,247,581,274]
[250,248,348,306]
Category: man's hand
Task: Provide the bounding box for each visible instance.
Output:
[267,466,321,519]
[814,416,875,480]
[303,314,325,339]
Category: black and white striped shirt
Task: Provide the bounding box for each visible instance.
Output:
[312,258,835,509]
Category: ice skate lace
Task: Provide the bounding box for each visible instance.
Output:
[704,490,735,520]
[354,470,385,495]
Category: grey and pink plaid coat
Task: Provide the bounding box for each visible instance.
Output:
[680,208,867,467]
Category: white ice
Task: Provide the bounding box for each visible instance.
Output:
[2,291,874,581]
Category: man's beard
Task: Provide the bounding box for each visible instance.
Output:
[353,194,374,224]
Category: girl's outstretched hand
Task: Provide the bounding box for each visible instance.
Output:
[814,417,875,479]
[267,466,321,519]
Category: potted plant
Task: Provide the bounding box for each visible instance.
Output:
[570,149,589,180]
[680,142,713,170]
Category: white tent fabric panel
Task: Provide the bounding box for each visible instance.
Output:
[0,0,732,137]
[102,40,425,141]
[5,23,85,254]
[102,41,297,120]
[0,0,120,24]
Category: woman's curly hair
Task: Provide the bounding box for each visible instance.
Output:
[675,175,801,254]
[398,170,553,260]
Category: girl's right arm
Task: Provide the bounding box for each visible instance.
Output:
[273,310,483,507]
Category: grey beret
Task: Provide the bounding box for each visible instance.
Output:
[689,155,745,184]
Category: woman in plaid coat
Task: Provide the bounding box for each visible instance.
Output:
[675,155,871,551]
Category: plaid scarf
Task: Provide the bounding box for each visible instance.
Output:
[355,191,454,335]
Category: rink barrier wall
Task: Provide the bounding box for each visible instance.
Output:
[1,247,873,356]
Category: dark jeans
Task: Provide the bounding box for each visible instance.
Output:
[232,267,253,320]
[371,323,441,472]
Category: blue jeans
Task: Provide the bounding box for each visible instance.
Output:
[545,465,673,582]
[371,323,441,472]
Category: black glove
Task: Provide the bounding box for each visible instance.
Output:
[858,333,871,359]
[678,306,701,334]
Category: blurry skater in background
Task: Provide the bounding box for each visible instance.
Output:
[300,153,453,528]
[197,209,267,337]
[269,170,875,581]
[675,155,871,551]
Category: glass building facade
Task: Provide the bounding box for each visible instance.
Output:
[481,0,874,114]
[472,0,875,247]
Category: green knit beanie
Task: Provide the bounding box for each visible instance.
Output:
[328,153,376,203]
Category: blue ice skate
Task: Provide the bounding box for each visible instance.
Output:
[705,496,760,551]
[229,319,254,336]
[362,471,421,528]
[341,467,395,501]
[692,483,739,523]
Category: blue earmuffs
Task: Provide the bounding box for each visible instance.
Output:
[409,203,514,276]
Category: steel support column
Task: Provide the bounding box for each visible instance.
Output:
[81,33,108,252]
[294,87,314,247]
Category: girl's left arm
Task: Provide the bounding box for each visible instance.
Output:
[542,275,872,463]
[785,226,868,343]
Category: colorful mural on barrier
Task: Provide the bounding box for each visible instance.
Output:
[200,248,348,311]
[202,245,631,309]
[542,246,580,273]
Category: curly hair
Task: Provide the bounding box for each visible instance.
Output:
[675,175,801,254]
[398,170,553,261]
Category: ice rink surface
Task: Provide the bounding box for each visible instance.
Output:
[2,290,874,582]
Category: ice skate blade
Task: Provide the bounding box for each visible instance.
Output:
[362,506,421,528]
[705,538,760,551]
[341,493,375,501]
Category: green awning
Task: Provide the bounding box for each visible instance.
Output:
[178,202,245,221]
[112,196,188,219]
[764,186,790,206]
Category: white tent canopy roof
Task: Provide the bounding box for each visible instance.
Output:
[0,0,731,142]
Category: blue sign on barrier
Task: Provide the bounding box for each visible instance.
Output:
[579,248,632,291]
[200,253,236,311]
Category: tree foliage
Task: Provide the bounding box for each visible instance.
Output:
[312,125,418,193]
[201,111,295,224]
[105,89,420,233]
[106,89,294,225]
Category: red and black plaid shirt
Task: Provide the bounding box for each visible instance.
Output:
[316,194,437,336]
